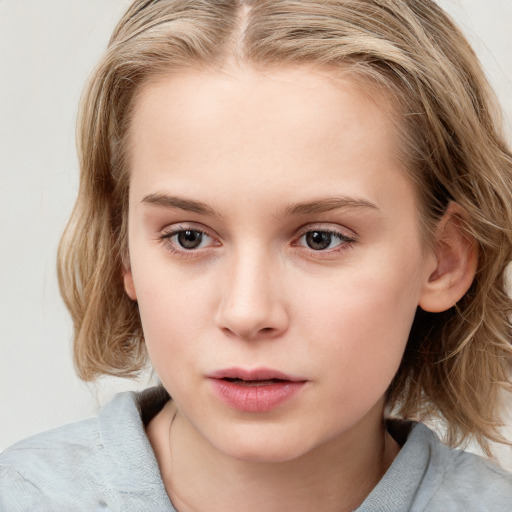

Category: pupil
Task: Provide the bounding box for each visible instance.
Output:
[178,230,202,249]
[306,231,331,250]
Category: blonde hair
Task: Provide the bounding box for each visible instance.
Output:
[58,0,512,453]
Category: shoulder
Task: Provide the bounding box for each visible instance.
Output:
[0,388,173,512]
[420,425,512,512]
[359,421,512,512]
[0,415,105,511]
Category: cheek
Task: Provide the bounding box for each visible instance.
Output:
[130,258,218,373]
[136,280,213,334]
[136,287,207,400]
[298,252,423,401]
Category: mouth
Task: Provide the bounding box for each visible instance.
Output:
[208,367,305,383]
[221,377,289,387]
[208,368,307,412]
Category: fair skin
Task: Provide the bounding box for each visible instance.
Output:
[123,64,476,511]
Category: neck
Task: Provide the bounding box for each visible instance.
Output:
[147,401,399,512]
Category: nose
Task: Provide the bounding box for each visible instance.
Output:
[215,247,289,341]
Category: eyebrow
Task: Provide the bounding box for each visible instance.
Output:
[141,193,220,216]
[141,193,379,218]
[281,196,379,217]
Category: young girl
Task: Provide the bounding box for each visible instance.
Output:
[1,0,512,510]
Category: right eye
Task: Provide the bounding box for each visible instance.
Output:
[161,227,217,254]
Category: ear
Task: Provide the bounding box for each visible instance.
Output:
[419,203,478,313]
[123,264,138,301]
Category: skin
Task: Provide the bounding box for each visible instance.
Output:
[123,64,477,511]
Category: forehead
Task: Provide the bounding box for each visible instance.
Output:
[127,63,414,215]
[130,64,397,155]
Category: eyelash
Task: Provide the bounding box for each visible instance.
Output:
[158,224,357,258]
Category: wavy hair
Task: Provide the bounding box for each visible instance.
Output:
[58,0,512,454]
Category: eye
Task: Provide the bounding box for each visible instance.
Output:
[297,229,354,251]
[161,226,217,253]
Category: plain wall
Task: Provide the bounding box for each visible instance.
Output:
[1,0,511,468]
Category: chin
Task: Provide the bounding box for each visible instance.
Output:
[212,428,320,465]
[229,445,308,464]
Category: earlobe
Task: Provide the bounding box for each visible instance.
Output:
[123,267,138,301]
[419,203,478,313]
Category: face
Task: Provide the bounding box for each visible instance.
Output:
[124,64,435,463]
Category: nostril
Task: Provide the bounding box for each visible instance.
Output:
[257,327,278,337]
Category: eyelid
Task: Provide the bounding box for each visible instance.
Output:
[160,222,212,237]
[294,222,357,240]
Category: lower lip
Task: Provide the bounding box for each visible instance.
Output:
[209,378,306,413]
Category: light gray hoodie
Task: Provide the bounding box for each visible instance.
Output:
[1,388,511,511]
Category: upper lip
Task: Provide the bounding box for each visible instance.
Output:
[208,367,306,382]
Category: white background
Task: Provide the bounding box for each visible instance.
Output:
[1,0,511,468]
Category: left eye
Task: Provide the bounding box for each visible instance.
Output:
[166,229,213,250]
[299,230,348,251]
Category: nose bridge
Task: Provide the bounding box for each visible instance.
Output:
[216,242,287,339]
